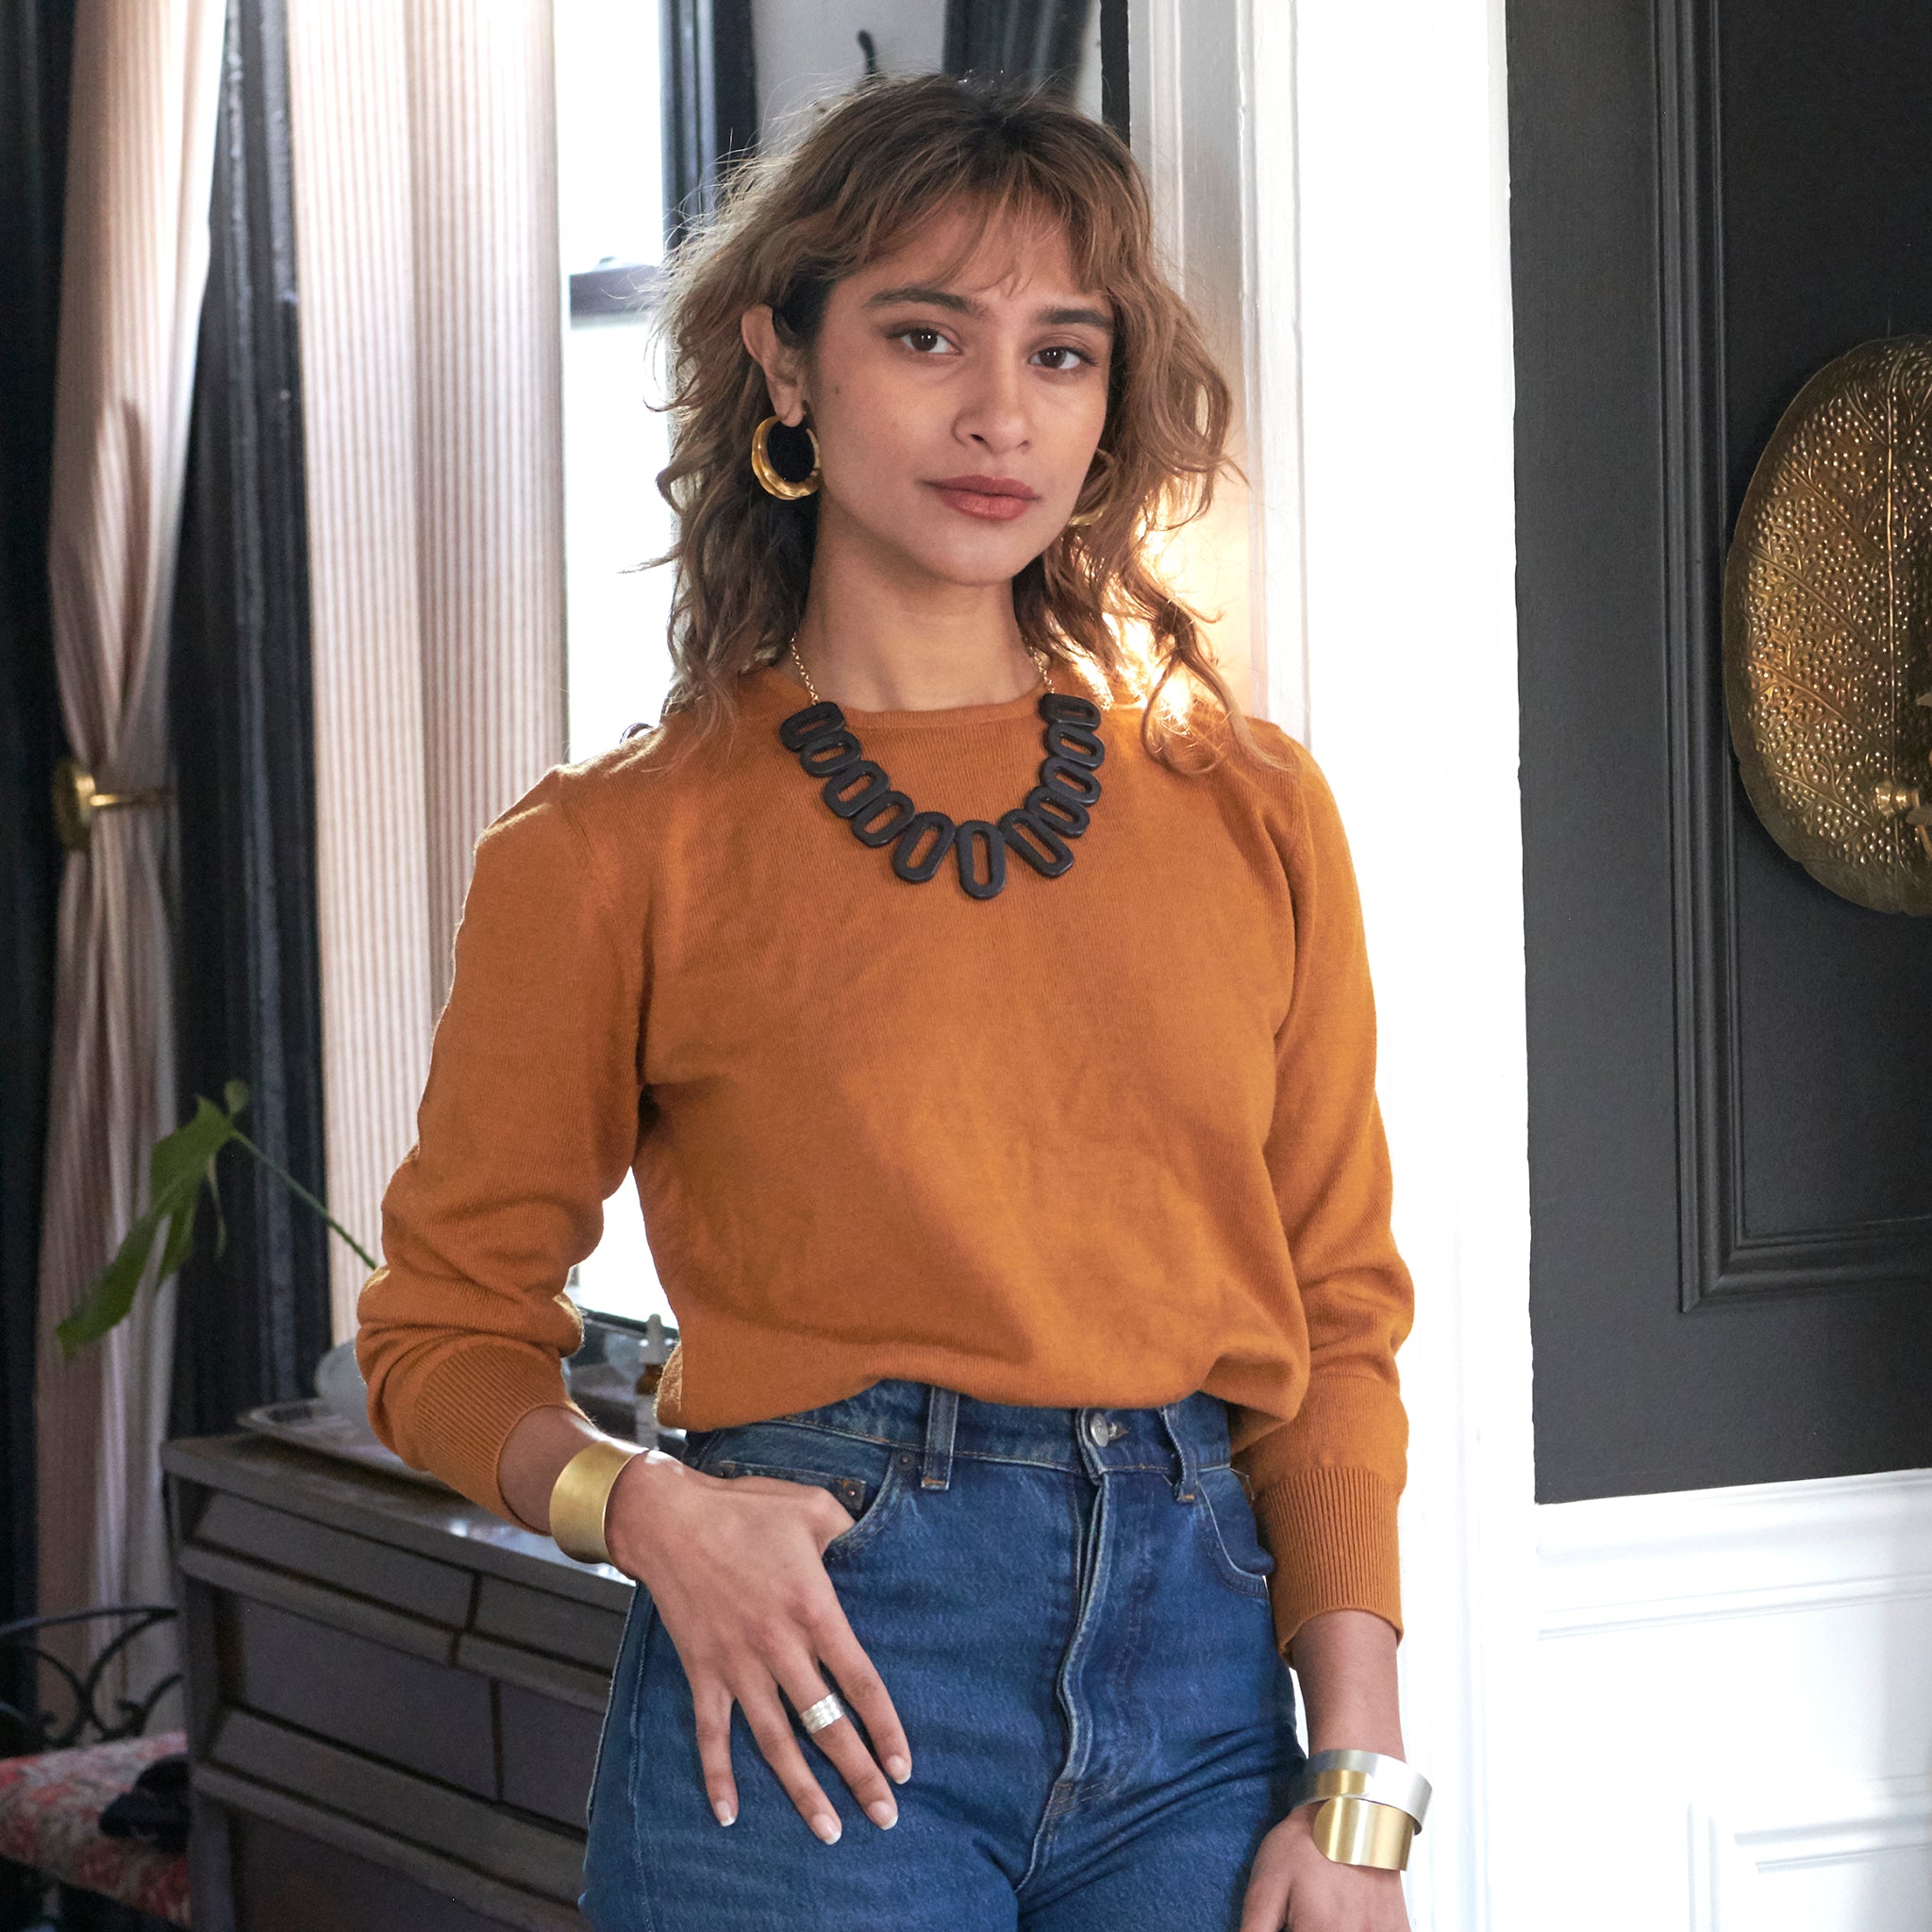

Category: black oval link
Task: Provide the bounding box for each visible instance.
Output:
[780,696,1105,894]
[1039,758,1103,807]
[1026,783,1090,837]
[778,701,846,751]
[891,811,956,882]
[822,761,892,818]
[849,790,918,847]
[1038,693,1102,728]
[1043,721,1105,770]
[955,821,1007,900]
[999,807,1074,877]
[797,728,864,776]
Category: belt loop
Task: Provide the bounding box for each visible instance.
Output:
[922,1386,958,1490]
[1158,1401,1200,1503]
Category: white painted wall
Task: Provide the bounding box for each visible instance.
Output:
[1177,3,1932,1927]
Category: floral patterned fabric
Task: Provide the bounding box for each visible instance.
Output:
[0,1730,190,1924]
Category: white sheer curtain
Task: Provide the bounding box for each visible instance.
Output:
[285,0,568,1338]
[35,0,225,1659]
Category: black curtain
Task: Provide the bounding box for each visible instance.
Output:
[0,0,75,1674]
[168,0,331,1440]
[662,0,758,248]
[943,0,1093,96]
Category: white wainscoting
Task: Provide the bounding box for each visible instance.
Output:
[1535,1470,1932,1931]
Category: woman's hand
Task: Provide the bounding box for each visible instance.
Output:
[604,1449,910,1843]
[1239,1805,1410,1931]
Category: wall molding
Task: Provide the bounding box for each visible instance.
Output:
[1658,0,1932,1309]
[1690,1775,1932,1930]
[1538,1465,1932,1638]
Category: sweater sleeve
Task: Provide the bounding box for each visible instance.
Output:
[355,770,647,1520]
[1234,740,1414,1652]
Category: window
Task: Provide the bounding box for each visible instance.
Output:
[555,0,674,1323]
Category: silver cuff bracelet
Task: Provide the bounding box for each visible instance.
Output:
[1285,1748,1433,1830]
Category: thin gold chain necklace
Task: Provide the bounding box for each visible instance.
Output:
[775,639,1105,901]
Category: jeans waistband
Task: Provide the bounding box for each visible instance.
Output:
[692,1378,1235,1495]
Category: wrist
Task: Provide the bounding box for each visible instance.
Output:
[599,1446,691,1575]
[1307,1718,1406,1759]
[1285,1749,1432,1874]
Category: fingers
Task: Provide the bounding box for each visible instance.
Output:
[1240,1825,1294,1932]
[811,1605,912,1786]
[1238,1871,1290,1932]
[691,1680,739,1827]
[774,1648,899,1832]
[737,1675,846,1843]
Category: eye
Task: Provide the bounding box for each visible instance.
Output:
[894,326,957,356]
[1032,344,1094,372]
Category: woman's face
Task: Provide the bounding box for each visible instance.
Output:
[746,204,1116,591]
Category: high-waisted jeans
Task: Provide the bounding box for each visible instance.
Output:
[580,1379,1306,1931]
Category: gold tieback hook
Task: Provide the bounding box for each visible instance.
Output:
[52,758,175,854]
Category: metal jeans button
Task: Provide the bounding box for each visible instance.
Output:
[1086,1411,1112,1446]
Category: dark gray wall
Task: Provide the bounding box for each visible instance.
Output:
[1512,0,1932,1500]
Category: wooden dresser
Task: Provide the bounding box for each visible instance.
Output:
[161,1434,635,1931]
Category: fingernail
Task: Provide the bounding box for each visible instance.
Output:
[866,1799,898,1829]
[886,1755,911,1784]
[812,1812,841,1844]
[713,1800,736,1826]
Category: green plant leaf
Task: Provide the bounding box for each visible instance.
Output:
[57,1077,375,1356]
[57,1092,243,1357]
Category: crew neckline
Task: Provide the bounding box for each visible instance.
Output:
[745,663,1052,731]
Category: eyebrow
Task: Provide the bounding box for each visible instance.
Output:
[863,283,1115,333]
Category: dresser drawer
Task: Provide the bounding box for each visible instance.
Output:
[192,1490,476,1624]
[230,1596,497,1798]
[497,1684,606,1829]
[473,1575,628,1673]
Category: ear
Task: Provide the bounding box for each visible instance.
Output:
[740,306,808,425]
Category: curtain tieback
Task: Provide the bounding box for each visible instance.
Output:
[52,758,175,854]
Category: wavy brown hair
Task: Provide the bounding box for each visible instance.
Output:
[653,72,1271,772]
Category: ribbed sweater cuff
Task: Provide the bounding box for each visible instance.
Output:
[1250,1466,1403,1654]
[404,1341,584,1521]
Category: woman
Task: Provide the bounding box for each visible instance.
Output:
[358,74,1423,1932]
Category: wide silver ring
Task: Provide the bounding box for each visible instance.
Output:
[797,1691,849,1735]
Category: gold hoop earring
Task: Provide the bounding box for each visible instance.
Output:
[1065,447,1113,527]
[752,414,822,499]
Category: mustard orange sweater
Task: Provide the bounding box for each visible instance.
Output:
[356,666,1414,1649]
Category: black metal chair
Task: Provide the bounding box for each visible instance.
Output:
[0,1607,184,1932]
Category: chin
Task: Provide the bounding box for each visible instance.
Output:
[892,522,1056,590]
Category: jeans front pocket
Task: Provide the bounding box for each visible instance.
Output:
[1194,1463,1277,1600]
[690,1423,908,1561]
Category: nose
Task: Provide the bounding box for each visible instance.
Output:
[954,353,1030,458]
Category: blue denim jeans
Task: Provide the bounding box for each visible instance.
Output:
[580,1379,1306,1930]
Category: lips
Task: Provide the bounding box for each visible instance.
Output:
[926,475,1041,523]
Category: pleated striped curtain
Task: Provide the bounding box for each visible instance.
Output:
[34,0,225,1665]
[285,0,567,1335]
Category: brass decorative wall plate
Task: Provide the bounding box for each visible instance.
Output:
[1724,335,1932,914]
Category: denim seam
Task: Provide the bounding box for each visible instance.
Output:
[625,1599,659,1931]
[1015,1475,1111,1896]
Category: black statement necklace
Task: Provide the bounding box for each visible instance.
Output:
[776,646,1106,901]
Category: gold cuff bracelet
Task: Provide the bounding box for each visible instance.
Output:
[1285,1750,1432,1872]
[549,1440,643,1565]
[1309,1790,1418,1870]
